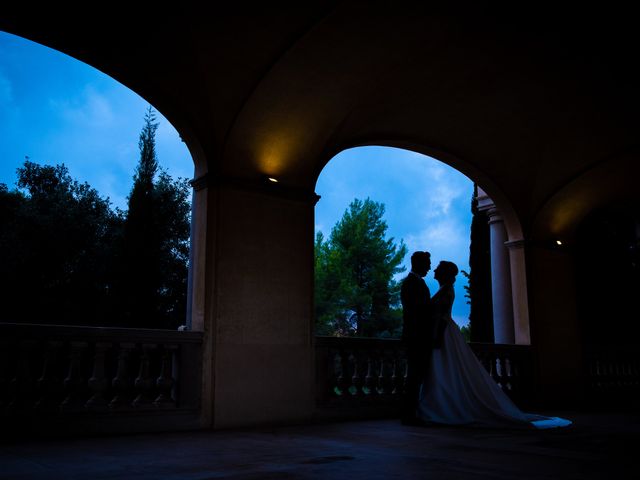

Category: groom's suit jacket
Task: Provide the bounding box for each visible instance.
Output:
[400,272,432,350]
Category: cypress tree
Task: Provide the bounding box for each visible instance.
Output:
[116,107,190,329]
[467,184,493,342]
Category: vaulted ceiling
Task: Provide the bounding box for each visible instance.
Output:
[2,3,639,239]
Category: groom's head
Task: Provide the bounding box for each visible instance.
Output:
[411,251,431,277]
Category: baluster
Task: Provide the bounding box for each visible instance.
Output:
[594,359,603,389]
[495,357,504,389]
[35,341,63,413]
[491,356,501,388]
[349,353,360,396]
[621,361,629,388]
[133,344,155,407]
[328,351,339,396]
[335,351,347,396]
[603,360,612,389]
[363,354,374,396]
[503,357,513,391]
[60,341,88,412]
[7,340,37,413]
[110,343,135,410]
[390,358,398,395]
[486,354,494,379]
[85,342,111,410]
[153,345,177,408]
[377,353,388,395]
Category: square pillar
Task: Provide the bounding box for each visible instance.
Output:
[205,183,315,429]
[528,245,583,406]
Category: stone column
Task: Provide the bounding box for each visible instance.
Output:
[187,175,209,332]
[487,208,515,344]
[206,182,315,429]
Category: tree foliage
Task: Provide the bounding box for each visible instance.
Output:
[0,107,191,329]
[114,107,191,329]
[0,162,123,325]
[315,198,407,338]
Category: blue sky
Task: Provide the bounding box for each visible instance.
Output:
[316,148,473,326]
[0,31,193,209]
[0,30,474,327]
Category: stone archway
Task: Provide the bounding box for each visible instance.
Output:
[314,143,531,346]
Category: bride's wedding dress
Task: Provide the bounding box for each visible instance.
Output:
[417,285,571,429]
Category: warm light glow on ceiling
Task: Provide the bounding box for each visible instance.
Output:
[556,240,563,246]
[255,126,302,179]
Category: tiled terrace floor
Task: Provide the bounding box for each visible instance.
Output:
[1,411,638,479]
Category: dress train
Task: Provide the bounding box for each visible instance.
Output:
[417,301,571,429]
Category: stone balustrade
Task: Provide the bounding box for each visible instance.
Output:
[315,336,535,416]
[0,323,203,438]
[0,322,541,434]
[586,347,640,406]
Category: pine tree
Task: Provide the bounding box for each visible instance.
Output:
[315,198,407,337]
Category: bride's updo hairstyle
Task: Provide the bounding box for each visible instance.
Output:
[436,261,458,285]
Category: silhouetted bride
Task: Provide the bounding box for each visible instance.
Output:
[417,261,571,429]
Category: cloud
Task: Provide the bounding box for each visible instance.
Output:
[422,183,464,219]
[405,219,468,266]
[49,84,115,128]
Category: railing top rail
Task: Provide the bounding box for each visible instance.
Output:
[0,322,203,343]
[469,342,534,352]
[315,335,532,352]
[315,336,403,348]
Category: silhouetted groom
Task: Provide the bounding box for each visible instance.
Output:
[400,250,432,425]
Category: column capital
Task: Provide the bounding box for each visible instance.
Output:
[486,207,504,224]
[190,173,209,191]
[476,190,495,213]
[191,173,319,204]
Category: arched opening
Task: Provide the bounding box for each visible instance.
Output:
[313,145,531,346]
[0,30,206,435]
[313,145,534,414]
[0,29,205,331]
